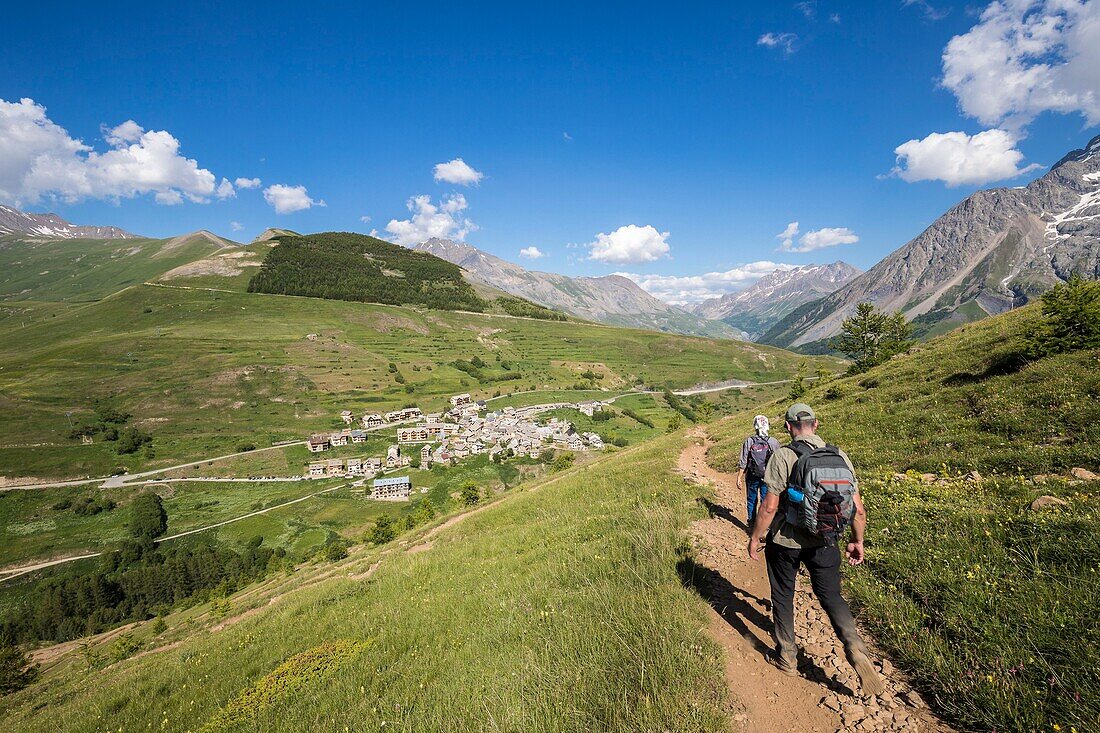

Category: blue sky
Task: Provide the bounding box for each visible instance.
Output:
[2,1,1098,304]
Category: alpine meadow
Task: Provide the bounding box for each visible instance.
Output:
[2,3,1100,732]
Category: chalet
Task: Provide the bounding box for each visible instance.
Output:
[340,410,354,424]
[346,457,364,475]
[397,425,431,444]
[329,432,349,447]
[350,429,367,443]
[307,461,326,477]
[362,413,384,429]
[577,401,604,417]
[420,444,433,468]
[400,407,423,421]
[307,434,330,453]
[371,476,412,501]
[583,432,604,450]
[450,393,472,408]
[325,458,345,476]
[365,456,383,473]
[386,444,409,469]
[567,434,585,451]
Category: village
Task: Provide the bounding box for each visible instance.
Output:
[305,393,607,501]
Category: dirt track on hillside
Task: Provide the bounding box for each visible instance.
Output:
[678,428,955,733]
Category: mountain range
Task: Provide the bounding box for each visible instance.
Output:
[761,133,1100,349]
[0,204,136,239]
[691,262,862,340]
[413,238,743,339]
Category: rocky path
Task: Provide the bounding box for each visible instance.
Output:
[677,429,955,733]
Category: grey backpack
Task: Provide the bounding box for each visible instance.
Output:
[784,442,857,542]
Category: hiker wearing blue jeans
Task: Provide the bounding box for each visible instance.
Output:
[737,414,779,530]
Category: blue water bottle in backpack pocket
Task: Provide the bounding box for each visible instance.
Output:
[786,486,805,503]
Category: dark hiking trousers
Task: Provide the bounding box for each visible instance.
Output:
[764,540,869,667]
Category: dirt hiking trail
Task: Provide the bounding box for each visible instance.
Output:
[678,428,955,733]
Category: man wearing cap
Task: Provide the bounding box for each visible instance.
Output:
[746,402,885,696]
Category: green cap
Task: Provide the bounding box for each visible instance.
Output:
[785,402,816,422]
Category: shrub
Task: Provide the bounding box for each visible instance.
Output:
[1026,274,1100,357]
[460,481,481,506]
[320,541,349,562]
[551,452,576,472]
[0,642,38,694]
[129,492,167,539]
[116,427,152,455]
[366,514,397,545]
[236,443,256,453]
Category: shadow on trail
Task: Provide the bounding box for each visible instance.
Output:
[677,555,852,697]
[699,497,749,533]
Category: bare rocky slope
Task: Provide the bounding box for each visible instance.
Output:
[693,262,861,340]
[414,238,743,339]
[761,133,1100,349]
[0,204,136,239]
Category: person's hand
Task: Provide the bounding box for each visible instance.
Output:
[748,535,763,561]
[846,541,865,565]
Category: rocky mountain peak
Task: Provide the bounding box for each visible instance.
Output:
[0,204,137,239]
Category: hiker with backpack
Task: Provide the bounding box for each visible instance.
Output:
[737,415,780,531]
[746,402,885,697]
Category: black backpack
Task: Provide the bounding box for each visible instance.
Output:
[784,441,857,542]
[745,435,772,480]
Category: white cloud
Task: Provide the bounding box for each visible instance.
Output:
[792,227,859,252]
[384,193,477,246]
[234,177,261,189]
[618,262,795,305]
[263,183,324,214]
[563,132,573,141]
[519,246,544,259]
[829,12,841,23]
[587,224,671,264]
[776,221,859,252]
[796,1,817,19]
[360,215,372,223]
[230,221,244,232]
[757,32,799,55]
[0,98,224,206]
[433,158,484,186]
[215,178,235,199]
[891,128,1042,186]
[776,221,800,250]
[903,0,950,21]
[941,0,1100,129]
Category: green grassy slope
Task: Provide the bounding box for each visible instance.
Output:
[0,436,731,733]
[0,277,830,480]
[708,303,1100,732]
[0,234,233,303]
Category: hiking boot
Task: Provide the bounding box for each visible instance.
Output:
[850,650,886,696]
[766,653,798,677]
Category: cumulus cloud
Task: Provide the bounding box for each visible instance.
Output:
[891,128,1042,186]
[0,98,225,206]
[587,224,671,264]
[941,0,1100,129]
[230,221,244,232]
[519,246,544,259]
[234,177,261,189]
[385,194,477,246]
[618,262,795,305]
[757,32,799,55]
[433,158,484,186]
[263,183,324,214]
[776,221,800,250]
[776,221,859,252]
[215,178,235,199]
[360,215,372,223]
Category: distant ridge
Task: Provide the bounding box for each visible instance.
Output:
[252,227,300,243]
[414,238,743,339]
[0,204,137,239]
[693,262,861,340]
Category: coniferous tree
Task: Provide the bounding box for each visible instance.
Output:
[830,302,914,374]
